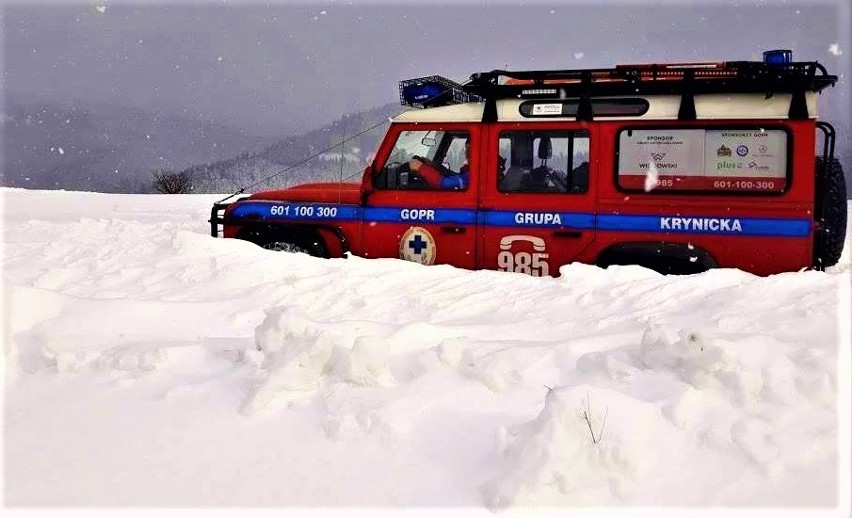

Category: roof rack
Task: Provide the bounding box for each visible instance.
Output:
[463,59,837,122]
[466,60,836,96]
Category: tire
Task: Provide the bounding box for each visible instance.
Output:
[238,227,328,258]
[596,243,717,275]
[262,239,311,254]
[815,156,847,268]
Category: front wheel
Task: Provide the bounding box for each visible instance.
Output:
[262,240,311,254]
[238,227,328,258]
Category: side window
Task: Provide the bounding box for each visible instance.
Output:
[498,130,590,193]
[498,137,513,178]
[374,130,470,191]
[443,138,468,173]
[617,128,788,193]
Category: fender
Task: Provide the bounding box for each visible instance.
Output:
[316,226,349,258]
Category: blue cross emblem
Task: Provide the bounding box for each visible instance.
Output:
[408,235,428,255]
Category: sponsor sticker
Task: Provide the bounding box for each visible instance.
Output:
[619,129,787,191]
[532,103,563,115]
[618,129,704,177]
[705,130,786,180]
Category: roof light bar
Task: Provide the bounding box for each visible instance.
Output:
[521,88,559,96]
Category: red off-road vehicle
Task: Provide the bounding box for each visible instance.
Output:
[210,50,846,276]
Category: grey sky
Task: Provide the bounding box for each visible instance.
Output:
[3,1,850,137]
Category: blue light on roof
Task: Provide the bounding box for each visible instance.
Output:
[763,49,792,65]
[402,83,446,106]
[398,76,480,108]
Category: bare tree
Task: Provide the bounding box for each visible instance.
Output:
[151,168,193,194]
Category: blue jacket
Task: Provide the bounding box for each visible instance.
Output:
[440,165,468,190]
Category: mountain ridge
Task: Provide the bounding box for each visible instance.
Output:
[179,102,400,194]
[2,95,277,193]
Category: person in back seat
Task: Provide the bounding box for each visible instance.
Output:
[570,161,589,192]
[518,136,568,192]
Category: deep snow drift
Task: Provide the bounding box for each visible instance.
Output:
[2,188,850,512]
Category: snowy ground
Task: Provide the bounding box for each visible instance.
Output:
[2,188,850,515]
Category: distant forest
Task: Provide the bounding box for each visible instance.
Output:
[180,103,399,194]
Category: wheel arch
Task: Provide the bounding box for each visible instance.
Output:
[235,223,338,258]
[595,241,718,275]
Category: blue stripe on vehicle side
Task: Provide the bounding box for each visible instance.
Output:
[228,201,811,237]
[229,201,361,221]
[597,214,811,237]
[481,210,596,229]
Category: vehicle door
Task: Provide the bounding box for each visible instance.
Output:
[362,123,480,269]
[478,123,597,276]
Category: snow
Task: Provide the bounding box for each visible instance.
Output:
[644,161,660,192]
[1,188,850,514]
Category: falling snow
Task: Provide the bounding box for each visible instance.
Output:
[828,43,842,57]
[644,161,660,192]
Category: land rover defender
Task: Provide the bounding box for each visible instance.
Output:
[210,50,847,276]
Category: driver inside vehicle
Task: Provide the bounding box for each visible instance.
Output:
[408,139,470,190]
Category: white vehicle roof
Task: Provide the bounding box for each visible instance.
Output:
[392,93,819,124]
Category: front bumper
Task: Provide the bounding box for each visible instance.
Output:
[209,200,240,237]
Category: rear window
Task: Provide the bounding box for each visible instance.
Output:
[617,128,789,193]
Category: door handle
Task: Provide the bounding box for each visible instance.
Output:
[441,226,467,234]
[553,230,582,239]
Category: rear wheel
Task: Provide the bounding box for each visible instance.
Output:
[815,156,847,268]
[596,242,718,275]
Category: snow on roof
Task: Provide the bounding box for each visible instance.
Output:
[393,101,484,122]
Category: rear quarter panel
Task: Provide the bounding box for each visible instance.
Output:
[584,120,816,275]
